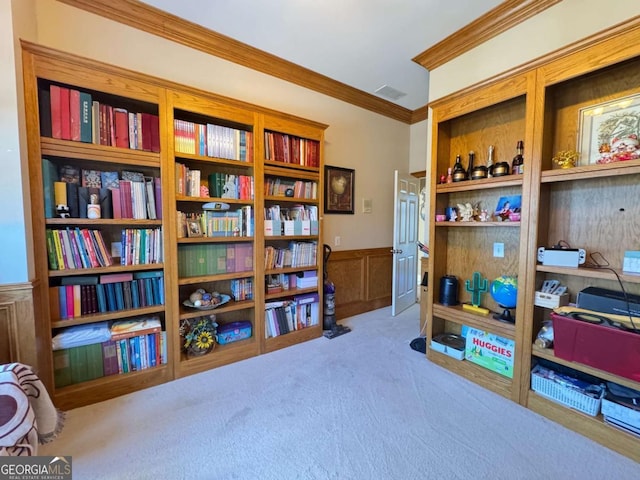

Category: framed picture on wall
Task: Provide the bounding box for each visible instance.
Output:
[324,165,355,214]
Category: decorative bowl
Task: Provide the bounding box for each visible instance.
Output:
[435,214,446,222]
[508,212,521,222]
[183,294,231,310]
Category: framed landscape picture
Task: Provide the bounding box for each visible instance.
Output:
[324,165,354,214]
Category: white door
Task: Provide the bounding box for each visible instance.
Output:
[392,171,419,316]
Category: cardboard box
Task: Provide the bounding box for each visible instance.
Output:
[430,339,464,360]
[551,312,640,382]
[534,291,569,309]
[462,326,515,378]
[602,396,640,430]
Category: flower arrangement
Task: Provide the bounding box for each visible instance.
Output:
[552,150,580,169]
[180,314,218,355]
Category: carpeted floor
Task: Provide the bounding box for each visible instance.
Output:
[41,304,640,479]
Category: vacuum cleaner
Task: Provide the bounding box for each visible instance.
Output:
[322,244,351,339]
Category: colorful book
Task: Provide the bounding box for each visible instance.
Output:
[79,91,92,143]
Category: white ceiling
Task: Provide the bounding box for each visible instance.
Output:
[140,0,503,111]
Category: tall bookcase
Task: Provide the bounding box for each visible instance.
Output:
[261,114,324,353]
[22,41,327,410]
[427,22,640,461]
[22,44,173,410]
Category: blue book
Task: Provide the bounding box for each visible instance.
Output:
[130,337,141,371]
[105,283,117,311]
[130,279,140,308]
[79,92,92,143]
[147,333,157,367]
[114,282,125,310]
[144,278,154,306]
[57,286,67,320]
[95,283,107,313]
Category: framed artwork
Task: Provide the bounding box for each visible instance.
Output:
[577,93,640,165]
[186,219,203,238]
[495,195,522,221]
[324,165,354,214]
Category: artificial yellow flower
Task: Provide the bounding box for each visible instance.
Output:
[195,331,214,349]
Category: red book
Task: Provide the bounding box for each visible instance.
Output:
[141,113,153,151]
[150,114,160,153]
[99,272,133,284]
[65,285,74,319]
[99,103,108,145]
[80,228,100,268]
[108,106,116,147]
[110,187,122,219]
[50,85,62,139]
[119,180,133,219]
[114,108,129,148]
[102,340,120,376]
[59,87,71,140]
[69,89,81,141]
[235,243,253,272]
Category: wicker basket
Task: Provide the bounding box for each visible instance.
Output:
[531,365,604,416]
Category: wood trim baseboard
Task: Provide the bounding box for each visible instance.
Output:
[55,0,414,124]
[412,0,561,71]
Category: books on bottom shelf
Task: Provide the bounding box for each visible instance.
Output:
[264,293,319,338]
[52,316,167,388]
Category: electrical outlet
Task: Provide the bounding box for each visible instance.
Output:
[334,236,341,246]
[493,242,504,258]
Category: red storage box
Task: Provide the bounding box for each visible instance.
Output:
[551,312,640,382]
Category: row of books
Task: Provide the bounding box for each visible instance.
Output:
[264,294,320,338]
[175,163,253,201]
[50,271,164,318]
[46,228,113,271]
[53,321,167,387]
[116,228,163,266]
[264,177,317,199]
[264,131,320,167]
[177,207,253,238]
[230,278,254,302]
[174,119,254,162]
[43,160,162,220]
[264,242,318,270]
[40,84,160,152]
[178,243,253,278]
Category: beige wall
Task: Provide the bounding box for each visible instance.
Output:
[429,0,640,101]
[20,0,411,257]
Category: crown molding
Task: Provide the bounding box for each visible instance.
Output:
[412,0,561,72]
[56,0,415,123]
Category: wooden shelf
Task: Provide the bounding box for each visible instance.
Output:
[45,218,163,226]
[179,300,255,320]
[264,195,318,204]
[48,263,164,278]
[176,337,260,378]
[263,160,319,173]
[536,265,640,283]
[265,287,318,300]
[174,151,254,168]
[432,304,517,340]
[531,344,640,390]
[435,175,523,193]
[263,325,322,353]
[427,348,513,399]
[40,136,160,167]
[177,236,253,244]
[541,159,640,183]
[175,195,253,205]
[264,265,318,275]
[51,305,165,328]
[263,165,320,180]
[178,271,254,286]
[527,392,640,462]
[264,235,319,241]
[435,221,520,228]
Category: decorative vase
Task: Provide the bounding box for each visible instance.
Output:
[187,342,215,357]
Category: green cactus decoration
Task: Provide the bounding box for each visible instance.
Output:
[465,271,488,307]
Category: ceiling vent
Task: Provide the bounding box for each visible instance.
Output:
[374,85,407,100]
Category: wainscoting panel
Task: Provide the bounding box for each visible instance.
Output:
[0,283,37,367]
[326,247,392,320]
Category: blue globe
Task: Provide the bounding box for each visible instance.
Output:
[490,275,518,309]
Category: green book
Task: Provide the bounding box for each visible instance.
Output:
[53,349,72,388]
[42,158,59,218]
[79,92,93,143]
